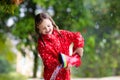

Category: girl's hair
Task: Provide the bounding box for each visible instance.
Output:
[35,12,59,35]
[34,12,60,45]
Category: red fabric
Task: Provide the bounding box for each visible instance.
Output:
[37,29,84,80]
[70,53,81,67]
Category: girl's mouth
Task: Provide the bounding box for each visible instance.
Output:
[46,30,51,34]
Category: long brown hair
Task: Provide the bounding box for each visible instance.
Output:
[34,12,60,45]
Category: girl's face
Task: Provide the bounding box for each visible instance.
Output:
[37,19,54,35]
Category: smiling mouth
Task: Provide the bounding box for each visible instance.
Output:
[46,30,51,34]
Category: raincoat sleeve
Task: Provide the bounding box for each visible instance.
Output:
[61,30,84,49]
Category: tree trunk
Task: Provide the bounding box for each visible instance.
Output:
[33,51,38,78]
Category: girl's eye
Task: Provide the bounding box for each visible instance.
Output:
[47,25,50,27]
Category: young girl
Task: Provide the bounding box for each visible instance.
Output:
[35,12,84,80]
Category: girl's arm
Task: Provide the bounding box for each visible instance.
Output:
[73,48,84,57]
[60,30,84,56]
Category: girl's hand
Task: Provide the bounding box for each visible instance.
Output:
[66,64,72,70]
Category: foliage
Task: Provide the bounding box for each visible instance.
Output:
[71,0,120,77]
[0,0,18,14]
[0,33,16,74]
[0,58,12,73]
[0,33,16,63]
[0,73,27,80]
[0,0,120,78]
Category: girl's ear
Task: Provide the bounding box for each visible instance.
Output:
[37,26,39,29]
[36,25,39,28]
[37,25,41,30]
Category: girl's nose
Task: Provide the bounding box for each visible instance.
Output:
[45,26,49,31]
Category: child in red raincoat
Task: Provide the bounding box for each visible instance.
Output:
[35,12,84,80]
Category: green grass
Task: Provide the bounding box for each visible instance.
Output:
[0,72,27,80]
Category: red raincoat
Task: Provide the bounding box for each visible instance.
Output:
[37,29,84,80]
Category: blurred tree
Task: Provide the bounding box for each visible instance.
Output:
[0,33,15,73]
[0,0,23,14]
[0,59,12,73]
[74,0,120,77]
[92,0,120,77]
[0,0,120,78]
[11,0,38,78]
